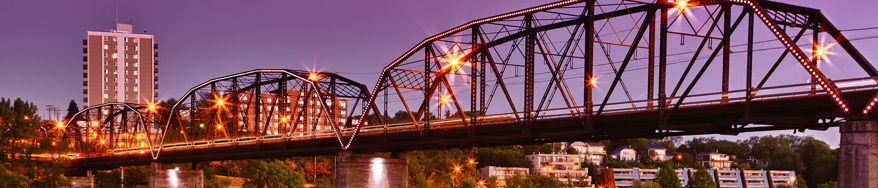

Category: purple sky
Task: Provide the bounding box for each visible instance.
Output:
[2,0,877,148]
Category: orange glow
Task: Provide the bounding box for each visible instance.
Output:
[440,95,450,104]
[56,122,65,128]
[676,154,683,160]
[200,123,205,128]
[217,99,225,106]
[99,140,105,144]
[217,125,223,129]
[589,77,598,86]
[468,159,475,165]
[51,142,56,146]
[676,0,687,8]
[281,117,288,122]
[23,116,29,120]
[309,72,319,81]
[454,167,461,172]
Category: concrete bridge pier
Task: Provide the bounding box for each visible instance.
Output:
[839,120,878,188]
[148,162,204,188]
[336,151,409,188]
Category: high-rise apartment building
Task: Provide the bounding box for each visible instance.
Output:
[83,23,157,107]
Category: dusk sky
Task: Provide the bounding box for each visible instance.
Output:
[2,0,877,147]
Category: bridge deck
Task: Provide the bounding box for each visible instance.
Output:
[71,88,874,169]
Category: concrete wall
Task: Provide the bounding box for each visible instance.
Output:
[336,152,408,188]
[149,163,204,188]
[838,120,878,188]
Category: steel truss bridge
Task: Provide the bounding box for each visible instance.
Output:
[37,0,878,169]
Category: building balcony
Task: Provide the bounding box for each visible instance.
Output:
[83,98,87,103]
[82,56,87,62]
[83,39,87,45]
[83,64,88,70]
[82,73,87,78]
[82,89,87,94]
[154,68,158,73]
[154,51,158,57]
[154,60,158,65]
[82,48,87,53]
[154,76,158,81]
[83,81,87,86]
[154,43,158,49]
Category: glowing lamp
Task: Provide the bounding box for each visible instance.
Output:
[677,0,688,8]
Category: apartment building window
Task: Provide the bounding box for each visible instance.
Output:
[103,45,108,49]
[133,38,137,42]
[125,54,128,58]
[113,62,116,66]
[124,70,128,75]
[104,86,108,90]
[104,78,108,82]
[125,38,129,42]
[133,71,137,75]
[133,54,138,59]
[104,53,108,57]
[105,69,109,74]
[113,70,117,75]
[133,87,137,92]
[125,78,128,83]
[113,78,117,82]
[103,36,108,41]
[134,46,138,50]
[113,86,116,91]
[125,87,128,91]
[104,94,108,99]
[125,46,128,50]
[112,53,117,59]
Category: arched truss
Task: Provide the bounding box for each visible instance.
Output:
[59,103,160,158]
[158,69,378,158]
[355,0,878,145]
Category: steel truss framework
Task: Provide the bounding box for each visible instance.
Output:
[57,0,878,162]
[63,69,378,159]
[355,0,878,147]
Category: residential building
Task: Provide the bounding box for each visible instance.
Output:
[237,91,348,134]
[83,23,157,107]
[603,167,795,188]
[611,146,637,162]
[480,166,529,187]
[712,168,744,188]
[525,153,592,187]
[697,152,733,169]
[569,141,606,165]
[646,144,671,161]
[607,168,692,188]
[766,170,796,187]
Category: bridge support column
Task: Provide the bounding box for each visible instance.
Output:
[148,162,204,188]
[336,151,408,188]
[839,120,878,188]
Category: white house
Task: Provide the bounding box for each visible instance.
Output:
[611,146,637,162]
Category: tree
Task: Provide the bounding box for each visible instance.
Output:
[65,99,80,121]
[240,159,306,188]
[565,147,578,154]
[816,181,837,188]
[656,164,682,188]
[632,180,661,188]
[795,174,809,188]
[484,176,499,188]
[688,166,715,188]
[0,165,28,187]
[526,174,561,187]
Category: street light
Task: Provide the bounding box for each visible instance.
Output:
[676,0,688,9]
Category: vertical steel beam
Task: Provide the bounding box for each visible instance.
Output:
[471,26,479,129]
[648,6,656,108]
[585,2,595,118]
[658,2,668,130]
[722,3,731,103]
[811,20,819,94]
[424,44,432,130]
[746,9,754,121]
[255,73,261,134]
[524,14,535,130]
